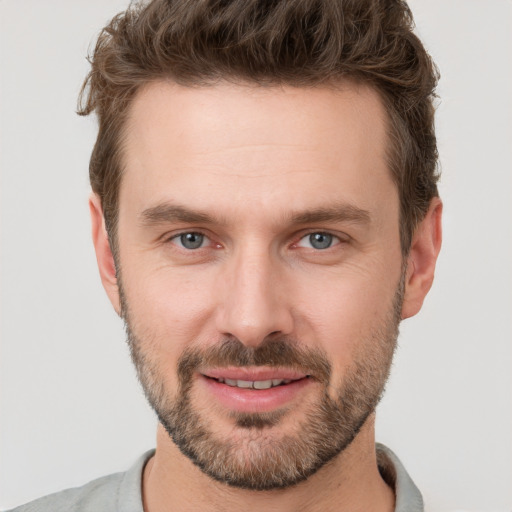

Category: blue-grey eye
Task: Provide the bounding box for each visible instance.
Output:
[307,232,334,250]
[178,232,205,249]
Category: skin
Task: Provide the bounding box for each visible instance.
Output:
[90,81,442,512]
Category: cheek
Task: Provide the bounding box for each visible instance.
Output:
[122,264,218,358]
[294,264,400,371]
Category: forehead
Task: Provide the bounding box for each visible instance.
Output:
[120,80,394,222]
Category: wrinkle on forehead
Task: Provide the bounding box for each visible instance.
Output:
[123,80,388,162]
[119,79,394,231]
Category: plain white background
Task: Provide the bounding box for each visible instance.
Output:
[1,1,511,510]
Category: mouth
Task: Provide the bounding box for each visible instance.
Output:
[198,367,313,413]
[207,376,304,389]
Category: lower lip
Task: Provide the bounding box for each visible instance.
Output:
[199,375,313,413]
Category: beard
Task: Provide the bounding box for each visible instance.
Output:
[120,277,403,491]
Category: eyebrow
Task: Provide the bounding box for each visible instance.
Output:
[140,204,216,226]
[290,205,371,225]
[139,202,371,227]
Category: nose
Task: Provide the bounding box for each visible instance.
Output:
[215,245,294,347]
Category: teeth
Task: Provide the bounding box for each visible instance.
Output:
[253,380,273,390]
[220,378,292,389]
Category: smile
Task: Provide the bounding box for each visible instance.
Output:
[199,368,313,413]
[209,377,303,389]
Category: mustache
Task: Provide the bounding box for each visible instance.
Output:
[177,336,331,386]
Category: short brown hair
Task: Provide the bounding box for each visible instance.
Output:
[78,0,440,255]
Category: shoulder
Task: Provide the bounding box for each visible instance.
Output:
[6,472,123,512]
[5,450,154,512]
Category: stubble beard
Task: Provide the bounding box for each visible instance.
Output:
[120,278,403,491]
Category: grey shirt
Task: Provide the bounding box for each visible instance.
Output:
[7,444,423,512]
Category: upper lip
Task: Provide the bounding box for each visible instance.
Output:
[201,367,309,382]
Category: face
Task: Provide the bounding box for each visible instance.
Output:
[112,81,405,489]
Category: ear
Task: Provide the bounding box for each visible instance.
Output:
[401,197,443,320]
[89,193,121,315]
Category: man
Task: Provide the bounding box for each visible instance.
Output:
[9,0,442,510]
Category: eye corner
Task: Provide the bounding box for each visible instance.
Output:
[165,231,207,250]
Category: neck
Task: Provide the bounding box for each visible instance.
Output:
[142,414,395,512]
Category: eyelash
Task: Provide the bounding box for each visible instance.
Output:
[166,230,346,252]
[294,232,342,250]
[168,231,215,250]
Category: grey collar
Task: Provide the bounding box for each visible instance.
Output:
[119,444,423,512]
[377,443,424,512]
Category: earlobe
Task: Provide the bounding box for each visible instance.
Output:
[401,198,443,320]
[89,193,121,315]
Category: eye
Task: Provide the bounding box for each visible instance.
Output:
[171,232,208,250]
[296,232,340,250]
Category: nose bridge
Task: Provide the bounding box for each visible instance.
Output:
[216,241,292,346]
